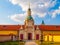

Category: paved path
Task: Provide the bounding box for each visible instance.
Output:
[25,41,38,45]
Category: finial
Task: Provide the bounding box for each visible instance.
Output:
[28,2,30,9]
[20,25,23,30]
[36,25,39,30]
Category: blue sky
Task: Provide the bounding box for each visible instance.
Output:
[0,0,60,25]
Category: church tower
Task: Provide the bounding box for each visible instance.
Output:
[25,3,34,28]
[24,3,34,40]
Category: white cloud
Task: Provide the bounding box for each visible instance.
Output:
[8,13,27,24]
[59,6,60,9]
[8,0,57,23]
[9,0,56,14]
[52,7,60,18]
[9,0,18,5]
[37,13,46,18]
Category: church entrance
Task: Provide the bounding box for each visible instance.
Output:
[28,33,32,40]
[36,34,39,40]
[20,34,23,40]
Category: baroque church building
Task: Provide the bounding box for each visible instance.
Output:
[0,5,60,42]
[19,6,41,40]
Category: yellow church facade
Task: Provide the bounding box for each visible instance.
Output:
[0,5,60,42]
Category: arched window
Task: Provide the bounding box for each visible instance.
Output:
[20,34,23,40]
[36,34,39,40]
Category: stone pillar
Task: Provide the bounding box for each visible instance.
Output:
[41,31,43,42]
[43,35,45,41]
[17,30,19,41]
[24,31,27,40]
[12,35,16,41]
[11,34,13,41]
[51,35,54,42]
[32,32,34,40]
[47,35,49,41]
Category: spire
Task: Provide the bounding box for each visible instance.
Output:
[28,2,31,10]
[41,20,45,25]
[25,3,33,21]
[27,2,31,16]
[29,2,30,9]
[24,3,34,26]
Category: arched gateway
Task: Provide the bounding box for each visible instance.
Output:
[28,33,32,40]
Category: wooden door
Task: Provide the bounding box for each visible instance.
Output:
[28,33,32,40]
[20,34,23,40]
[36,34,39,40]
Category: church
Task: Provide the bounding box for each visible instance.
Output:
[0,5,60,42]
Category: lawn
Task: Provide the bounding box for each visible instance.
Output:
[0,40,60,45]
[35,40,60,45]
[0,41,25,45]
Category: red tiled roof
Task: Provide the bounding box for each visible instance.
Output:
[39,25,60,31]
[0,34,15,36]
[0,25,21,30]
[0,25,60,31]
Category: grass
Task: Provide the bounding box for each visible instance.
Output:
[0,40,60,45]
[35,40,60,45]
[0,41,25,45]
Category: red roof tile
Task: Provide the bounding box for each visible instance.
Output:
[39,25,60,31]
[0,25,21,30]
[0,25,60,31]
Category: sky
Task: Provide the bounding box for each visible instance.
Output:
[0,0,60,25]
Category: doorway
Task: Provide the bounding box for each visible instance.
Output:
[28,33,32,40]
[36,34,39,40]
[20,34,23,40]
